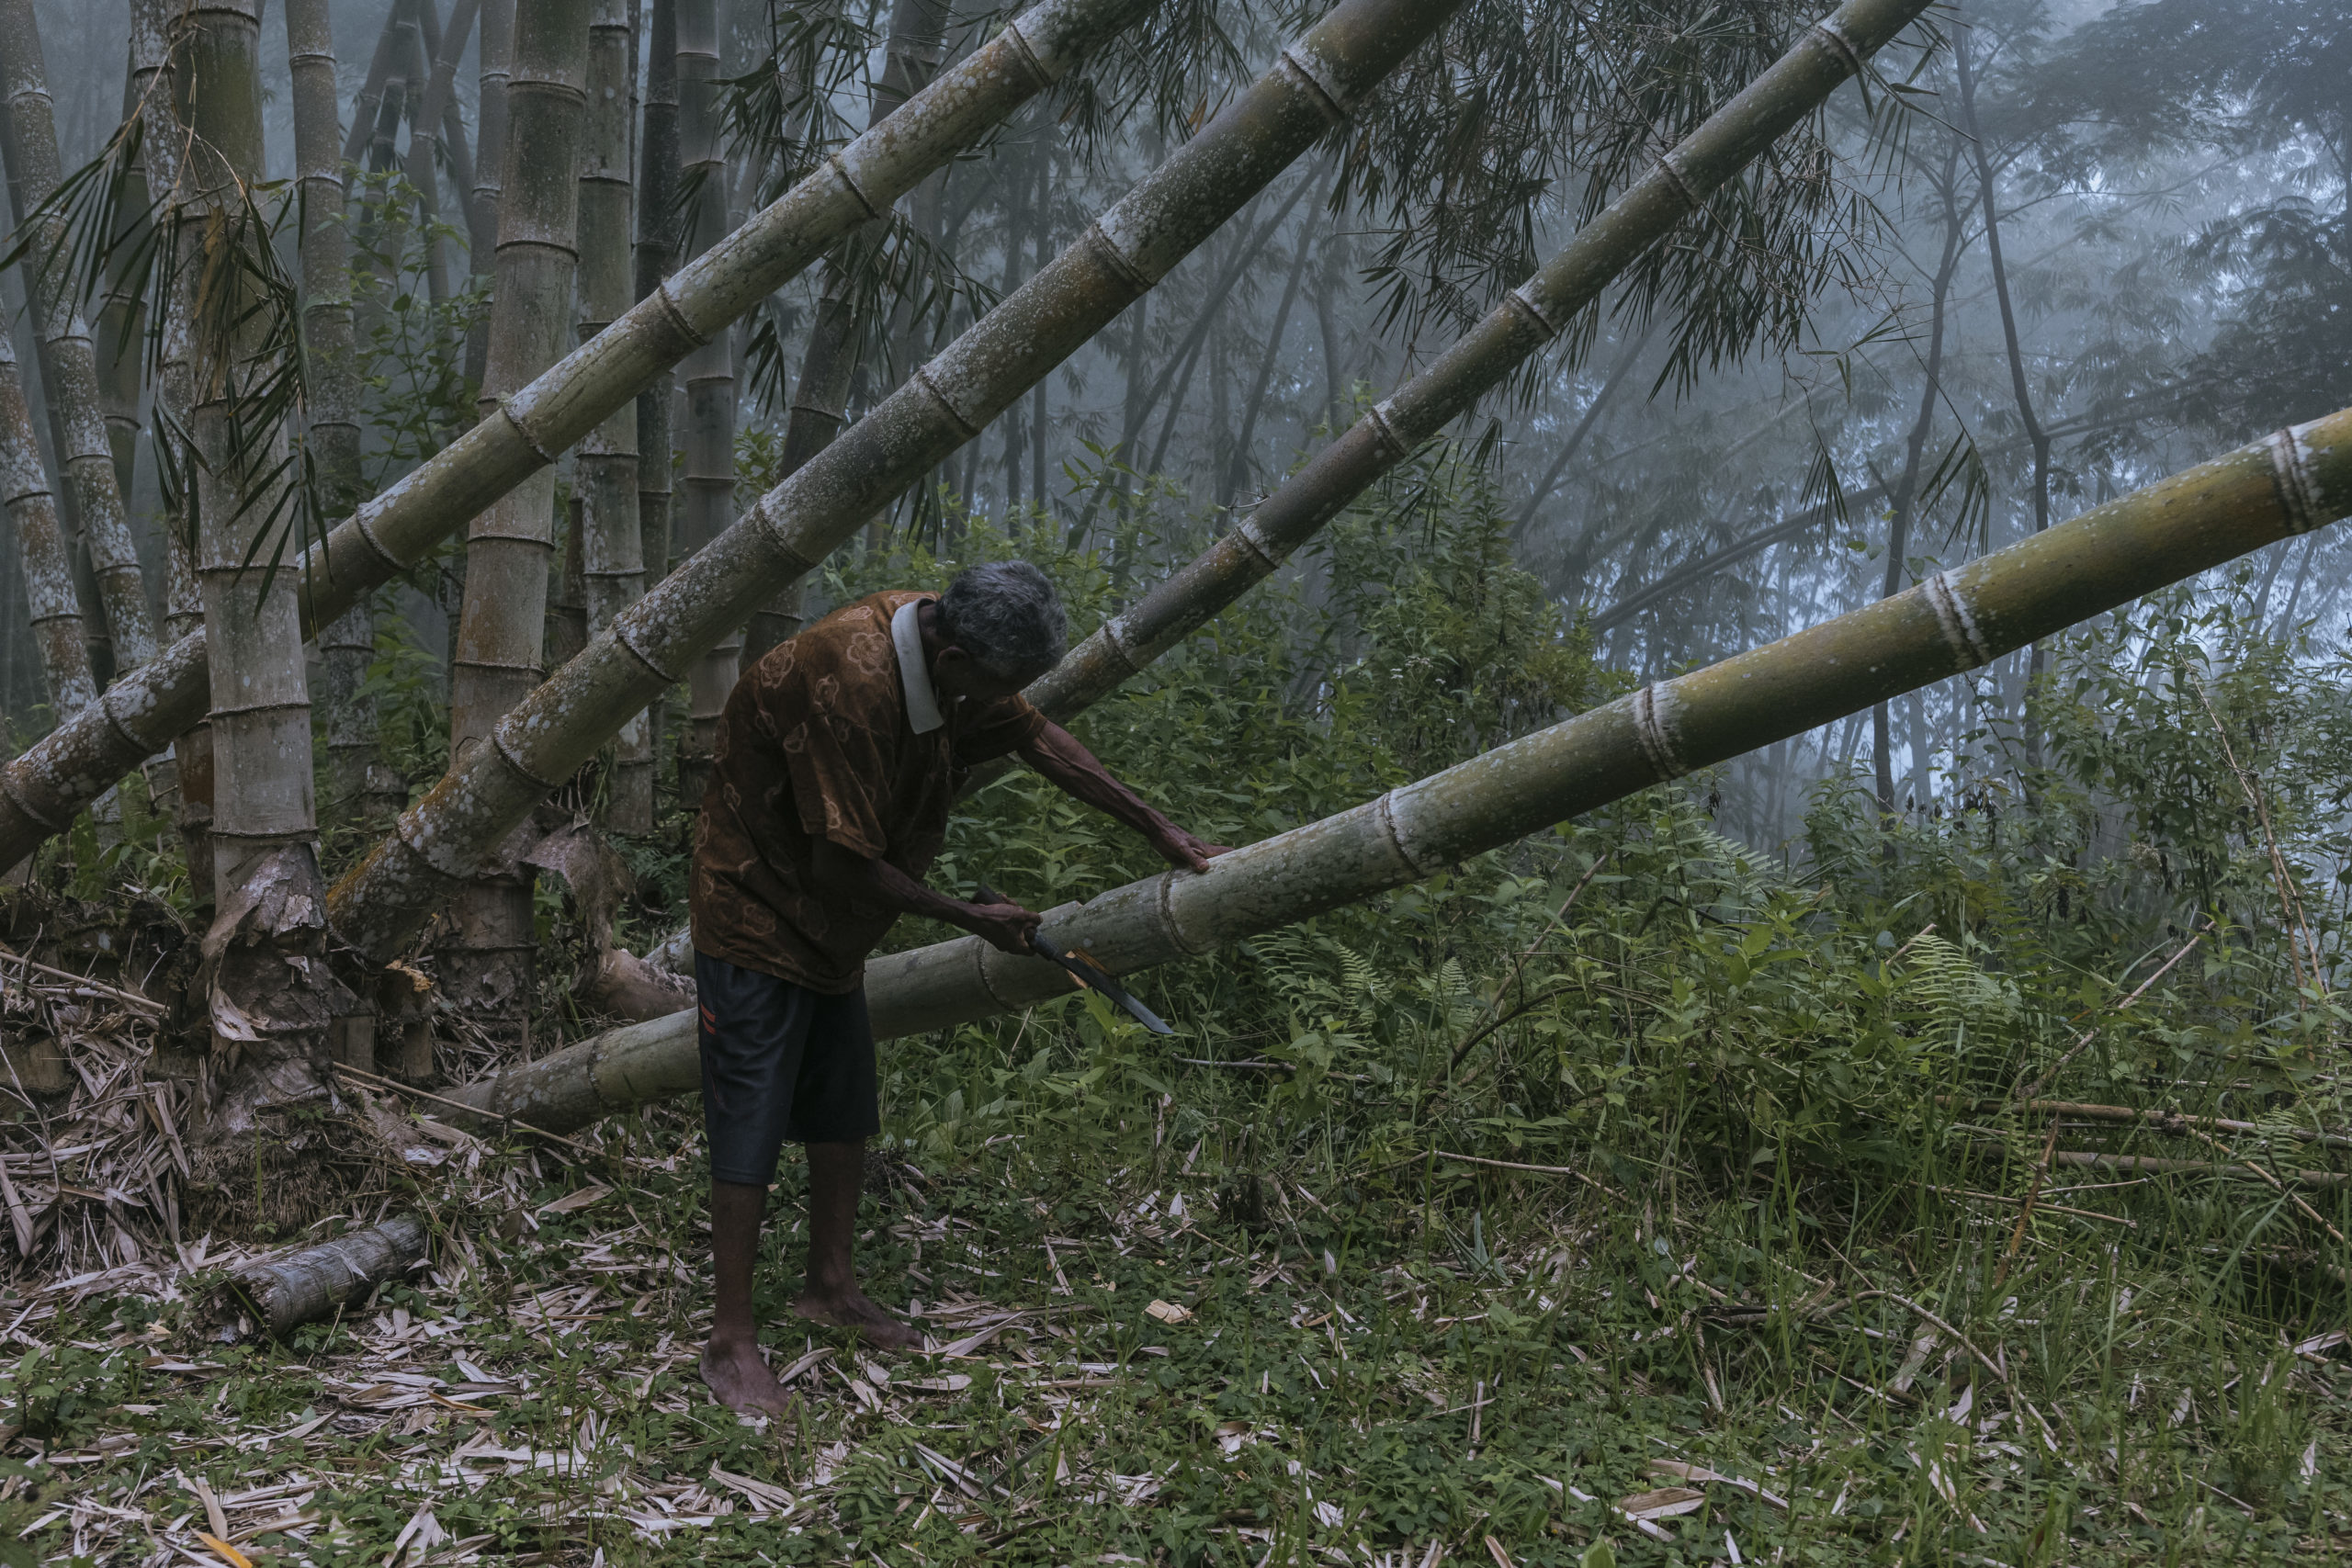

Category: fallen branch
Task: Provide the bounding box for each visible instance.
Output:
[2043,1149,2352,1189]
[2015,925,2208,1100]
[1970,1098,2352,1152]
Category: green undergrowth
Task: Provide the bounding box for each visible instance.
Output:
[15,468,2352,1563]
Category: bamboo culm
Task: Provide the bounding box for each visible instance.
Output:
[0,325,95,718]
[577,0,650,832]
[440,0,595,1037]
[0,0,1157,874]
[1029,0,1932,730]
[629,0,679,802]
[180,0,318,888]
[447,410,2352,1134]
[673,0,736,811]
[323,0,1467,962]
[0,0,157,674]
[131,0,211,898]
[288,0,404,822]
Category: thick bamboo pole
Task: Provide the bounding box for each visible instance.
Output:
[441,0,594,1037]
[288,0,399,823]
[577,0,650,831]
[469,0,515,383]
[0,0,1155,873]
[672,0,734,811]
[132,0,210,898]
[446,410,2352,1133]
[326,0,1467,960]
[0,326,96,719]
[96,63,147,509]
[179,0,319,890]
[1031,0,1928,730]
[0,0,157,674]
[630,0,680,799]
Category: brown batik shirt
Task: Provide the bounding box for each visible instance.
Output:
[690,589,1047,992]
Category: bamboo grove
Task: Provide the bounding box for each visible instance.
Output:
[0,0,2342,1172]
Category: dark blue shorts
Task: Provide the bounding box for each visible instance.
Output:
[695,952,880,1186]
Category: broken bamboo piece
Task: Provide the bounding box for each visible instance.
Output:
[222,1213,429,1337]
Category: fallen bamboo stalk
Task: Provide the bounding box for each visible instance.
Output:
[0,0,1154,868]
[435,401,2352,1137]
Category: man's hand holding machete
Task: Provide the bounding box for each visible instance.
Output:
[685,562,1227,1416]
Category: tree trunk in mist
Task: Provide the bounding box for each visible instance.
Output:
[578,0,650,831]
[0,0,157,676]
[0,327,96,723]
[179,0,346,1141]
[1220,219,1315,508]
[672,0,735,813]
[442,0,593,1050]
[405,0,485,316]
[1956,24,2051,769]
[324,0,1471,963]
[742,0,954,663]
[96,65,146,511]
[1023,0,1930,756]
[448,409,2352,1129]
[0,0,1152,877]
[288,0,403,826]
[1873,143,1962,818]
[1511,326,1651,536]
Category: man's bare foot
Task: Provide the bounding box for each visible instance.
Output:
[699,1338,797,1416]
[795,1285,924,1351]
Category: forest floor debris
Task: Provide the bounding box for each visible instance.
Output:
[7,1084,2352,1566]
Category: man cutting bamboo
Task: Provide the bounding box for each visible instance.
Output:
[690,561,1225,1415]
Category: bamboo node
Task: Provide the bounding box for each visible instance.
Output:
[1156,868,1215,954]
[2267,424,2327,535]
[1363,400,1411,460]
[1654,150,1704,213]
[1276,46,1350,127]
[495,400,561,466]
[1374,790,1443,877]
[1502,285,1561,341]
[492,720,571,792]
[998,17,1056,89]
[910,365,981,439]
[1809,17,1867,78]
[970,937,1019,1010]
[1097,618,1144,676]
[1080,220,1155,296]
[820,152,887,222]
[1632,682,1689,780]
[1234,514,1285,570]
[1923,570,1991,669]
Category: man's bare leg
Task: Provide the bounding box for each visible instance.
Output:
[699,1179,797,1414]
[795,1140,922,1350]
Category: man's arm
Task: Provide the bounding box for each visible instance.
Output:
[1016,720,1227,873]
[808,839,1043,954]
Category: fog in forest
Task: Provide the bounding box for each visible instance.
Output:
[9,2,2352,1560]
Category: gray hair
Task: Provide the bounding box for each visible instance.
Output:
[936,560,1067,680]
